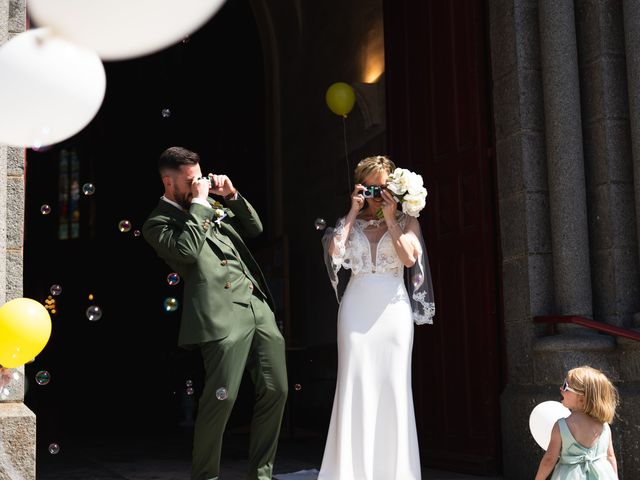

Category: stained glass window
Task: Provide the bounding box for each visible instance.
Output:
[58,149,81,240]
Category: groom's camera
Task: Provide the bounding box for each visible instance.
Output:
[362,186,382,198]
[198,176,212,189]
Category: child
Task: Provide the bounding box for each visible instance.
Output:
[535,366,619,480]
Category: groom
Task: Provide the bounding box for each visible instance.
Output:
[142,146,288,480]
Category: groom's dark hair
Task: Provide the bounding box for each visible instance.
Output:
[158,146,200,175]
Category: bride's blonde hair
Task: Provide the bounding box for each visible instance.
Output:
[566,365,619,423]
[354,155,396,184]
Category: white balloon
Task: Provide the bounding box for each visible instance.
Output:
[529,400,571,450]
[28,0,227,61]
[0,28,106,148]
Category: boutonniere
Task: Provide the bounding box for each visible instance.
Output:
[211,200,227,226]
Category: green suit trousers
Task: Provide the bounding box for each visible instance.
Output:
[191,293,288,480]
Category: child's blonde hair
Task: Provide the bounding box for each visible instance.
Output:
[354,156,396,184]
[566,365,619,423]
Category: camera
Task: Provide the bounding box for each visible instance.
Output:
[198,176,212,189]
[362,185,382,198]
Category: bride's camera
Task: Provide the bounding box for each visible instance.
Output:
[362,186,382,198]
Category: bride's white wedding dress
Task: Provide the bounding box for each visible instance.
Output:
[319,212,435,480]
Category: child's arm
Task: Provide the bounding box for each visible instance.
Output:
[534,422,561,480]
[607,431,618,475]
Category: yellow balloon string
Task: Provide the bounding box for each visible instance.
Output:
[342,116,351,194]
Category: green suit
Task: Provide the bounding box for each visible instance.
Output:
[143,194,288,480]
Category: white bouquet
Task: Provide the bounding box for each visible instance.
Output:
[385,168,428,217]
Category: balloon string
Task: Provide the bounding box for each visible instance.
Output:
[342,116,351,193]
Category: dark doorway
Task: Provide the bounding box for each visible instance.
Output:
[384,0,502,474]
[23,0,268,453]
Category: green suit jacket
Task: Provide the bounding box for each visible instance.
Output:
[142,194,274,347]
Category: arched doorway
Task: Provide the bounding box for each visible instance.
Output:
[23,0,269,460]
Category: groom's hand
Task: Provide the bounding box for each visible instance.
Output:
[192,176,211,201]
[208,174,237,199]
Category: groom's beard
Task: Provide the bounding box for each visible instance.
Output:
[173,188,192,210]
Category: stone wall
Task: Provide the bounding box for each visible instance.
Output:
[490,0,640,478]
[0,1,36,479]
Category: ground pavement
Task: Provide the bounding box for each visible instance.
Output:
[35,428,503,480]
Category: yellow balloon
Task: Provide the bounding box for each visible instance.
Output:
[325,82,356,117]
[0,298,52,368]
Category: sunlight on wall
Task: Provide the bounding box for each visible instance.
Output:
[361,17,385,84]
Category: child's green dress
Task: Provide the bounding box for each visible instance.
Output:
[550,418,618,479]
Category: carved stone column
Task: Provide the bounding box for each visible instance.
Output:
[0,1,37,479]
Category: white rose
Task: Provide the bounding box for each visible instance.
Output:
[387,168,410,196]
[405,171,425,195]
[402,188,427,217]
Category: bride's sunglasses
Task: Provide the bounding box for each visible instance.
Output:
[561,379,583,395]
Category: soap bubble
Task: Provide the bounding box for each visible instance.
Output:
[215,387,228,400]
[35,371,51,386]
[314,218,327,231]
[118,220,132,232]
[86,305,102,321]
[82,183,96,196]
[164,297,179,312]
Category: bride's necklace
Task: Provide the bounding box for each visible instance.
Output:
[358,216,384,225]
[357,215,384,228]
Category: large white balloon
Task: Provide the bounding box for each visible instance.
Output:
[28,0,227,61]
[0,28,106,148]
[529,400,571,450]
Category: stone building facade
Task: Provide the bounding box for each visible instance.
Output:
[1,0,640,479]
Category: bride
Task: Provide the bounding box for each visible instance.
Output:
[319,155,435,480]
[318,156,435,480]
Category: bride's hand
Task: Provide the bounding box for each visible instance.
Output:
[380,189,398,223]
[350,184,366,213]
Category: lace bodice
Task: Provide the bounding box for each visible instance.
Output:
[332,215,404,276]
[323,212,436,325]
